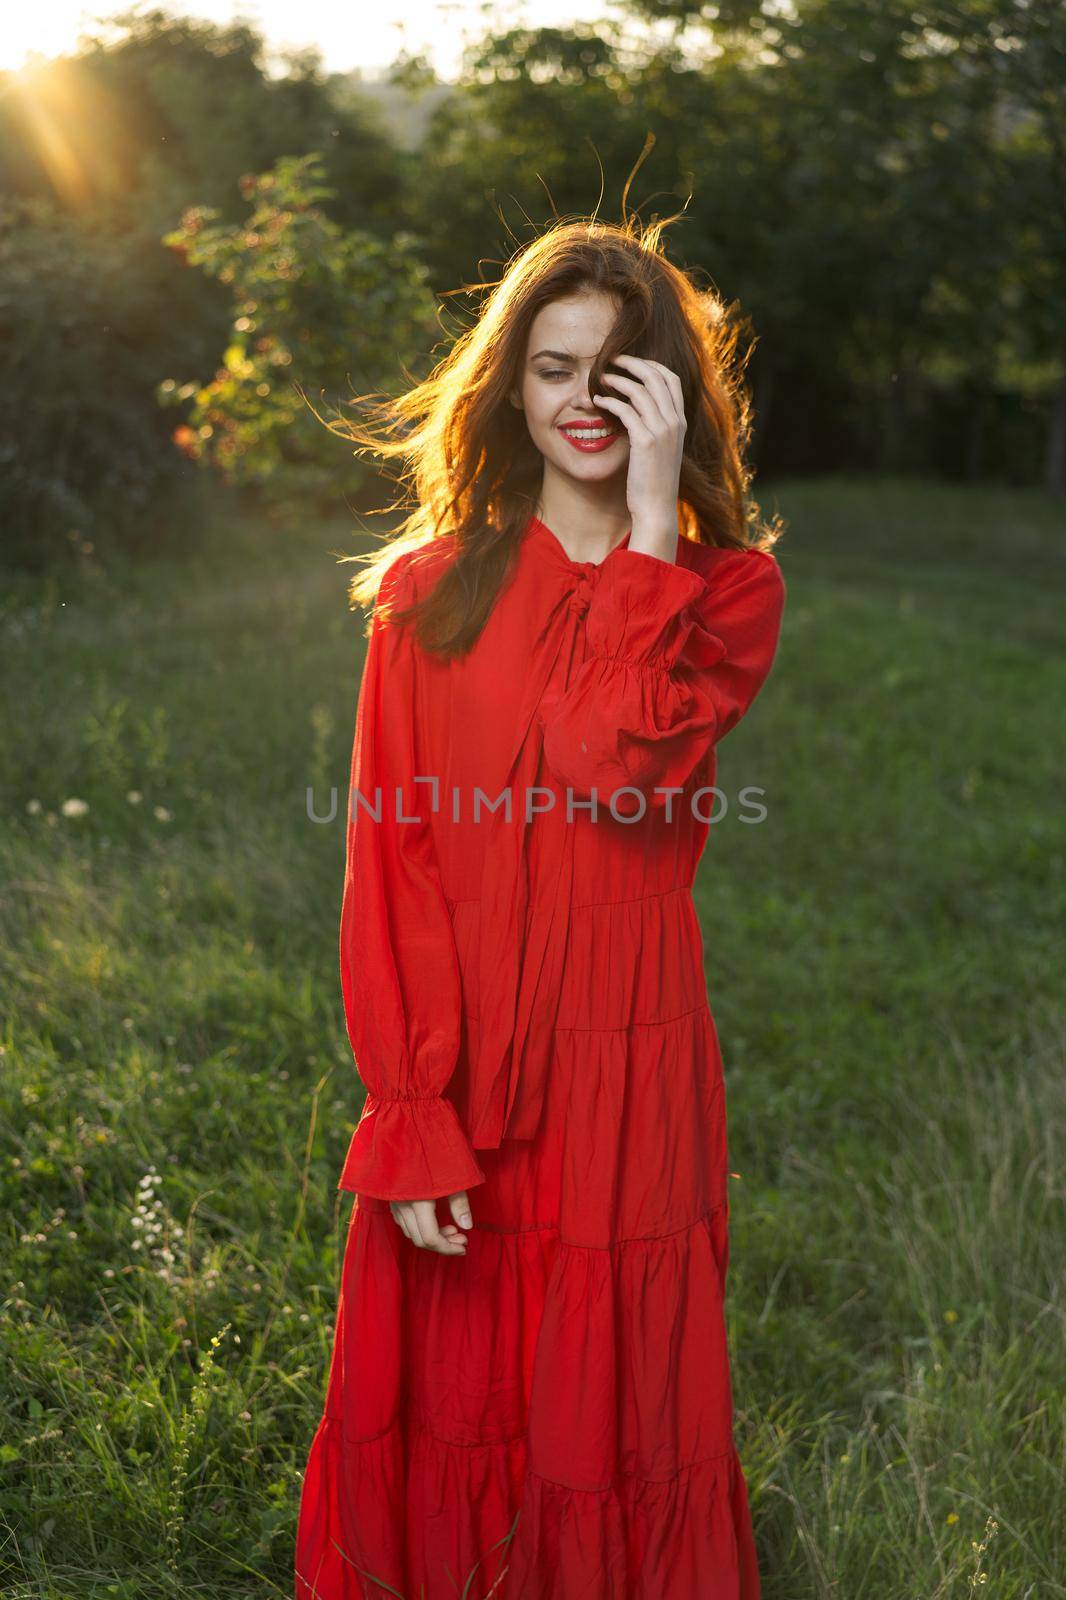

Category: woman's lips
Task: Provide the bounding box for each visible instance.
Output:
[557,424,622,454]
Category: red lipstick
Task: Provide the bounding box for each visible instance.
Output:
[557,421,622,454]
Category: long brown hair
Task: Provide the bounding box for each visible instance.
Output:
[325,215,783,656]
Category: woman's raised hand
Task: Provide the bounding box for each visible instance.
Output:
[593,353,687,537]
[389,1190,474,1255]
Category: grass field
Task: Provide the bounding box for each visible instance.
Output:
[2,475,1063,1597]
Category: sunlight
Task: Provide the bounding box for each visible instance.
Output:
[8,59,95,208]
[0,0,602,80]
[0,5,101,73]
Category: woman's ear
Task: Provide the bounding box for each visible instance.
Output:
[509,388,523,410]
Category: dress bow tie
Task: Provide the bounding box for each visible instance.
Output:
[566,570,595,619]
[469,566,600,1149]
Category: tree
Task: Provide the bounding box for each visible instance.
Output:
[158,152,440,511]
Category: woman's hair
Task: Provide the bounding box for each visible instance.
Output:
[324,215,783,656]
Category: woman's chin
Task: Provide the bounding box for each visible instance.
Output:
[545,445,628,483]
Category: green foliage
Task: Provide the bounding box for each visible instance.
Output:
[2,1,1066,578]
[0,9,409,231]
[402,7,1066,488]
[0,11,416,572]
[0,193,228,571]
[157,152,439,512]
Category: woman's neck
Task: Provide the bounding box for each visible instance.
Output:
[534,475,631,565]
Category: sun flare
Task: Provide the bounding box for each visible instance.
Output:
[0,1,592,80]
[0,6,100,74]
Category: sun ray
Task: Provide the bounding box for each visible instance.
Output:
[9,60,95,210]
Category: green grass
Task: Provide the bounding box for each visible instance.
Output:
[1,475,1063,1597]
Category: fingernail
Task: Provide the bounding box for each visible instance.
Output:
[460,1213,472,1228]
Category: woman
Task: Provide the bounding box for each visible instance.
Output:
[295,217,786,1599]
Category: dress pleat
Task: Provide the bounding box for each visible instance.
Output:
[297,1035,758,1596]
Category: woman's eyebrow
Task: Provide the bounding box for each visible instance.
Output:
[530,348,586,362]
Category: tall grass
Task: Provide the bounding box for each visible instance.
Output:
[1,476,1062,1596]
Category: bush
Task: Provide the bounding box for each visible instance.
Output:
[0,195,225,571]
[158,151,440,515]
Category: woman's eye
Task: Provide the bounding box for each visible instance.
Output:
[538,370,569,380]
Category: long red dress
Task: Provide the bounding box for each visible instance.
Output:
[295,510,786,1600]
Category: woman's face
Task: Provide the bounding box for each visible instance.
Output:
[511,290,630,486]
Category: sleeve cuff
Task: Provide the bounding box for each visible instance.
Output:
[337,1093,487,1201]
[587,547,712,668]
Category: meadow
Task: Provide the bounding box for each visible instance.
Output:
[2,475,1063,1597]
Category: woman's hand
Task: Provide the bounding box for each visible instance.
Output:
[390,1190,473,1255]
[593,354,687,547]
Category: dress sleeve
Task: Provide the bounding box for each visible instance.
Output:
[336,551,487,1203]
[540,545,786,813]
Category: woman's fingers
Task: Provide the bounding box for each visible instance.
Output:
[390,1198,468,1254]
[617,354,686,423]
[601,354,684,428]
[591,389,653,446]
[447,1191,474,1231]
[617,353,686,422]
[598,368,672,438]
[596,370,657,430]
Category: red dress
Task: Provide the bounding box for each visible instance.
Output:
[295,510,786,1600]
